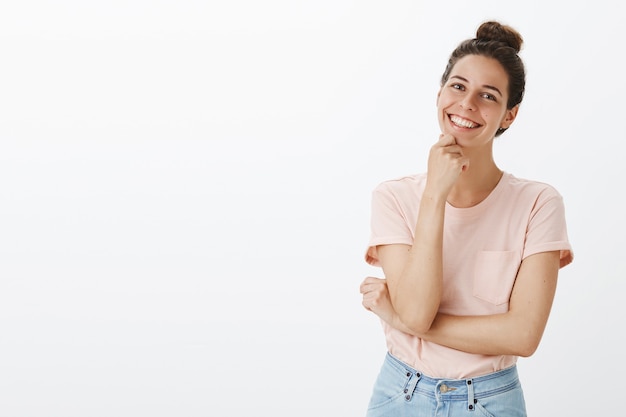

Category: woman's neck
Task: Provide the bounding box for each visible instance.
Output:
[446,158,502,208]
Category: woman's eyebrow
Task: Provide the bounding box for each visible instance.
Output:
[450,75,503,97]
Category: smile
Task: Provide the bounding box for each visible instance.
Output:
[449,114,481,129]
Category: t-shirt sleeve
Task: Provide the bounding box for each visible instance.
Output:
[365,183,414,267]
[523,187,574,268]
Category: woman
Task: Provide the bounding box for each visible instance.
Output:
[359,21,573,416]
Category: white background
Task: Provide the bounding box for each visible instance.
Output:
[1,1,624,416]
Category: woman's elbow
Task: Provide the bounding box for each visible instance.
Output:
[515,342,538,358]
[511,330,543,357]
[399,313,436,335]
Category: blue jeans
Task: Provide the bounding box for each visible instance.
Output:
[366,353,527,417]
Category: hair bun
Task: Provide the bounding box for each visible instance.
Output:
[476,21,523,52]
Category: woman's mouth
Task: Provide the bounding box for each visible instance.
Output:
[449,114,481,129]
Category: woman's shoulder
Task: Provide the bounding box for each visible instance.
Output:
[373,172,428,196]
[502,172,564,200]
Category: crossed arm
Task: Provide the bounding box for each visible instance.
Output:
[360,244,560,357]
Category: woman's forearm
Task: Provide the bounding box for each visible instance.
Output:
[388,192,447,334]
[421,313,530,356]
[388,311,531,357]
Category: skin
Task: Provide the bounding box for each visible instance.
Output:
[359,54,560,357]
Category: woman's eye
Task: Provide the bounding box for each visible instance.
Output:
[451,83,464,90]
[481,93,496,101]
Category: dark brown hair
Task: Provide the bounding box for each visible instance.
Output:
[440,21,526,136]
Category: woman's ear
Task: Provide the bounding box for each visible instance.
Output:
[500,105,519,129]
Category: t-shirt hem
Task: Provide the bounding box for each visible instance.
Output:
[523,241,574,268]
[365,236,413,266]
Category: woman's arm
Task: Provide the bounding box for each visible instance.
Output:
[386,196,446,333]
[361,240,443,334]
[422,250,560,357]
[362,250,560,357]
[384,134,468,333]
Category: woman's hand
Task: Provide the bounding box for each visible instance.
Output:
[425,133,469,198]
[360,275,423,335]
[360,276,397,325]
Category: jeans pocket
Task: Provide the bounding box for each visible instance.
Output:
[473,251,521,306]
[474,384,527,417]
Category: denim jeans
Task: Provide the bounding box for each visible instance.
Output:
[366,353,527,417]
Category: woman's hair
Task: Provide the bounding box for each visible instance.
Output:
[440,21,526,136]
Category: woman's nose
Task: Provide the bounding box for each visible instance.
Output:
[459,96,476,111]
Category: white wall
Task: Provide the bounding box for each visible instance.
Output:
[1,1,623,416]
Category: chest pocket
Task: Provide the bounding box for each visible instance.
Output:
[473,251,521,306]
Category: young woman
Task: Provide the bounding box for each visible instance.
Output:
[359,21,573,416]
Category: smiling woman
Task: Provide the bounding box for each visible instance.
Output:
[359,21,573,417]
[438,55,519,151]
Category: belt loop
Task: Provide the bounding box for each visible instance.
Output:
[466,379,475,411]
[403,371,422,401]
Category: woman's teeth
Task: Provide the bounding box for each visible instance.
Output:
[450,115,478,128]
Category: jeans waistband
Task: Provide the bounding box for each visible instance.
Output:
[385,352,521,402]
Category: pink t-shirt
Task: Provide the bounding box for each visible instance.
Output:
[365,172,573,379]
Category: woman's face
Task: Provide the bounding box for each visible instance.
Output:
[437,54,518,149]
